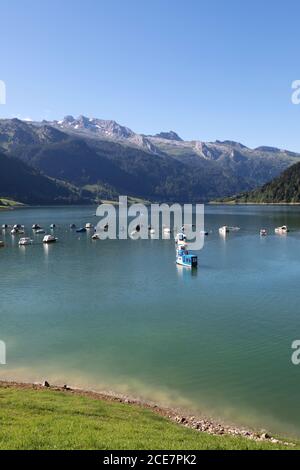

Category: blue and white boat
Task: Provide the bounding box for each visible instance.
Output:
[176,247,198,268]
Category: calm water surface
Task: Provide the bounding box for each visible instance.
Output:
[1,205,300,437]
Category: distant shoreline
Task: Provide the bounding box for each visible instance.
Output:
[209,201,300,206]
[2,201,300,213]
[3,201,300,209]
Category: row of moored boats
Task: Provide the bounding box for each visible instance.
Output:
[0,221,291,255]
[219,225,289,236]
[0,224,58,246]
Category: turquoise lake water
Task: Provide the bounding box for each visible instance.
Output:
[0,205,300,437]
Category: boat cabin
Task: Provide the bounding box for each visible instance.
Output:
[176,248,198,268]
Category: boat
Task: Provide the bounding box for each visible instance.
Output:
[35,229,45,234]
[200,230,209,236]
[219,226,229,236]
[260,229,268,237]
[11,228,19,235]
[175,232,186,242]
[32,224,41,230]
[12,224,24,232]
[43,235,58,244]
[85,223,93,229]
[219,226,240,236]
[176,247,198,268]
[175,232,187,247]
[92,233,100,240]
[0,241,4,248]
[2,224,8,229]
[130,224,142,237]
[19,237,32,246]
[50,224,56,229]
[275,225,289,234]
[163,227,172,234]
[76,227,87,233]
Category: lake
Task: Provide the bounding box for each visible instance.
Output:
[0,204,300,437]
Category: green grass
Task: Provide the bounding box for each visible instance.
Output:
[0,386,296,450]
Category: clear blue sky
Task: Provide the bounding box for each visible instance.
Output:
[1,0,300,151]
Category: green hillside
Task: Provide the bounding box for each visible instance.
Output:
[218,161,300,204]
[0,151,94,205]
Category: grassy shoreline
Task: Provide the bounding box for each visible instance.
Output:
[0,381,297,450]
[0,198,24,211]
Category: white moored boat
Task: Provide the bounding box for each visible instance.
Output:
[275,225,289,234]
[219,226,229,236]
[85,223,93,229]
[19,238,32,246]
[43,235,58,244]
[11,227,24,235]
[130,225,141,237]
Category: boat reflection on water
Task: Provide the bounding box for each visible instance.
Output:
[176,262,198,278]
[43,242,50,261]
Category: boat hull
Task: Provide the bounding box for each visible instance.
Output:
[176,259,197,268]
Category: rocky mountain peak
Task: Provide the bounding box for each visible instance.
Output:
[56,115,134,139]
[154,131,183,142]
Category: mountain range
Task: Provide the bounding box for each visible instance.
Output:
[0,116,300,204]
